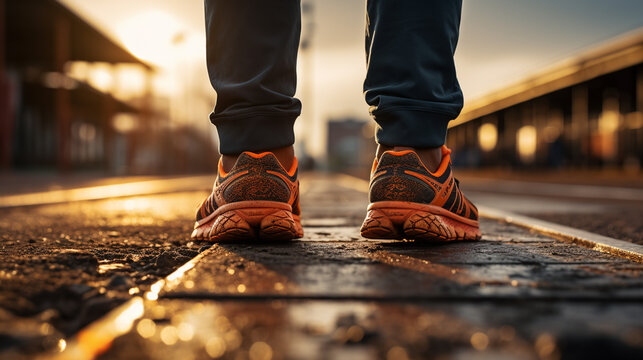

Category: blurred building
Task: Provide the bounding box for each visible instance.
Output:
[448,30,643,171]
[327,117,376,175]
[0,0,156,172]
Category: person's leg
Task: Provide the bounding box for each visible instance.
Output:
[194,0,303,242]
[205,0,301,171]
[364,0,463,172]
[361,0,480,242]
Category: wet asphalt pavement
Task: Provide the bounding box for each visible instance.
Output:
[0,192,211,357]
[458,176,643,244]
[1,174,642,359]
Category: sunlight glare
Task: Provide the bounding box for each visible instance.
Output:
[115,10,184,67]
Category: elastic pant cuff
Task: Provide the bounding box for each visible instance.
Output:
[212,114,296,155]
[374,109,450,148]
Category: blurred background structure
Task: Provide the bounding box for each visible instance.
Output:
[1,0,151,173]
[0,0,217,176]
[0,0,642,178]
[448,31,643,171]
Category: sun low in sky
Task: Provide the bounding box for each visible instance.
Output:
[114,9,204,69]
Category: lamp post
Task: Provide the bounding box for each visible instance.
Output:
[299,0,315,166]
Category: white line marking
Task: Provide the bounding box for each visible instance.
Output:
[479,205,643,263]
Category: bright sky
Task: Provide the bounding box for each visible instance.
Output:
[59,0,643,156]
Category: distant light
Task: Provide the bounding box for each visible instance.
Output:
[160,326,178,345]
[205,336,226,358]
[470,332,489,351]
[598,96,620,160]
[42,72,77,90]
[136,319,156,339]
[57,339,67,352]
[112,114,138,133]
[386,346,409,360]
[88,63,114,93]
[478,123,497,152]
[66,61,90,82]
[249,342,273,360]
[535,333,557,358]
[599,110,620,133]
[77,123,97,142]
[177,323,194,341]
[114,64,147,100]
[517,125,537,163]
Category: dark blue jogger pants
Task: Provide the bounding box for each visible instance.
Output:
[205,0,463,155]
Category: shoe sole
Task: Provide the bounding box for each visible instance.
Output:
[191,201,303,242]
[360,201,481,242]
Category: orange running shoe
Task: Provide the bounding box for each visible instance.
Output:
[191,152,303,242]
[360,146,481,242]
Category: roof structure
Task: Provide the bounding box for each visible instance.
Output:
[5,0,152,70]
[451,29,643,128]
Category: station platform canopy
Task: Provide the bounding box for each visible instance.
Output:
[452,29,643,128]
[5,0,152,71]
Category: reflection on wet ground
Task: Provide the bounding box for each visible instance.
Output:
[99,298,643,360]
[1,175,642,359]
[0,191,210,358]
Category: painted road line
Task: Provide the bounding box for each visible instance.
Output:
[334,174,643,262]
[47,246,217,360]
[0,175,213,208]
[479,205,643,263]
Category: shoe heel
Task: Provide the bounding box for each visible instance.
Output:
[259,210,303,241]
[361,201,481,242]
[193,201,303,242]
[209,209,256,241]
[360,209,402,239]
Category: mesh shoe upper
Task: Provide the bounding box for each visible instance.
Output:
[369,147,478,221]
[196,152,300,222]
